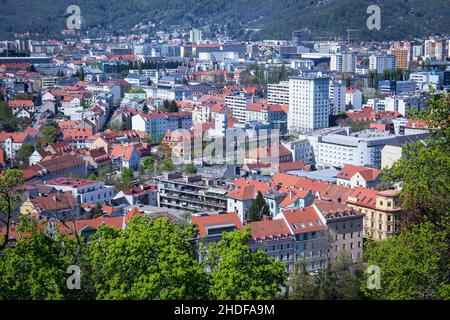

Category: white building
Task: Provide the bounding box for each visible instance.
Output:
[288,76,330,133]
[409,71,441,90]
[267,81,290,105]
[124,73,148,87]
[307,129,428,169]
[189,29,203,44]
[345,88,362,110]
[225,93,253,123]
[330,53,356,73]
[329,80,346,115]
[369,54,396,74]
[45,177,115,205]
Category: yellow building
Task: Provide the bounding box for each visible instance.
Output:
[347,189,402,240]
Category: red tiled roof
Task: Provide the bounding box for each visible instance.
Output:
[337,164,380,182]
[280,207,326,235]
[9,100,34,108]
[347,188,378,209]
[249,219,291,240]
[192,213,243,237]
[0,132,30,143]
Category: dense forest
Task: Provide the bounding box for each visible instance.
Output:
[0,0,449,41]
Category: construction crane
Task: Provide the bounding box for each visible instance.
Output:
[346,29,359,46]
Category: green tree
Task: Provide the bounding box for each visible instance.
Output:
[41,125,59,144]
[15,143,35,164]
[159,159,175,172]
[182,163,197,174]
[143,156,155,172]
[108,120,124,131]
[89,204,104,219]
[16,117,32,131]
[88,216,208,299]
[248,191,270,221]
[0,217,81,300]
[362,221,450,300]
[0,169,24,251]
[121,167,134,181]
[0,100,17,132]
[382,92,450,229]
[204,227,286,300]
[79,67,85,81]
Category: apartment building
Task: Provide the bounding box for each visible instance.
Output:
[225,92,253,123]
[330,53,356,73]
[347,189,402,240]
[313,200,364,262]
[249,207,328,274]
[288,76,330,133]
[43,177,115,205]
[153,172,228,213]
[369,54,396,74]
[329,80,346,115]
[267,81,290,105]
[132,112,192,138]
[389,48,410,69]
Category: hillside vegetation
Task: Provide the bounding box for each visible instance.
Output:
[0,0,449,40]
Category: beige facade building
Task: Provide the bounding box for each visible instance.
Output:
[347,189,402,240]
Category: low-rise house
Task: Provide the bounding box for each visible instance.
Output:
[43,177,115,205]
[9,99,36,117]
[0,132,34,159]
[336,164,381,189]
[82,147,111,172]
[63,128,93,149]
[21,155,87,182]
[192,212,244,243]
[113,184,158,206]
[111,143,140,170]
[20,191,80,221]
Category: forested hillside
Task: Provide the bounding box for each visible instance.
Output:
[0,0,449,40]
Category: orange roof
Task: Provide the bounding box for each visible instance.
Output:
[0,132,30,143]
[278,189,311,208]
[249,219,291,240]
[9,100,34,108]
[227,185,256,201]
[280,207,325,234]
[337,164,380,182]
[234,178,271,194]
[59,216,123,237]
[110,144,137,161]
[347,188,378,209]
[63,128,93,140]
[192,213,243,237]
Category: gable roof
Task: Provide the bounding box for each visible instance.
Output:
[192,213,243,237]
[337,164,381,182]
